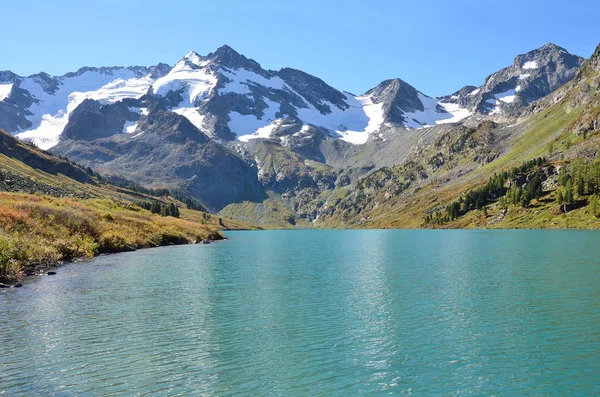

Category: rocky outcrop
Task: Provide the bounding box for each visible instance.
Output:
[62,99,141,141]
[52,108,266,211]
[0,129,94,184]
[439,43,585,116]
[0,169,91,198]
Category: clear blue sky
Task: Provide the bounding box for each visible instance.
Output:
[2,0,599,96]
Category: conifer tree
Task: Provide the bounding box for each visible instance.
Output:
[565,180,574,204]
[557,189,564,204]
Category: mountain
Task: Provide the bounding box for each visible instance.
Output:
[0,43,593,226]
[53,103,267,211]
[439,43,585,117]
[0,66,168,149]
[310,43,600,229]
[0,45,478,150]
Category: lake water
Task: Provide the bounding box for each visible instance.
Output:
[1,230,599,396]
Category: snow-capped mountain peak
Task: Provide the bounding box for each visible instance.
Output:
[361,78,471,129]
[439,43,585,117]
[0,43,586,149]
[1,66,155,149]
[182,51,204,65]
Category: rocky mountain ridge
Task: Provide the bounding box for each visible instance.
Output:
[0,43,593,223]
[439,43,585,117]
[4,44,580,150]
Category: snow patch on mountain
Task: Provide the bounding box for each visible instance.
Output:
[128,106,149,116]
[71,76,153,105]
[332,96,385,144]
[123,121,137,134]
[238,120,282,142]
[16,113,68,150]
[403,93,471,128]
[495,89,517,103]
[172,107,205,131]
[486,98,501,114]
[523,61,539,69]
[293,124,312,137]
[294,94,375,144]
[228,99,280,136]
[233,94,387,145]
[183,51,207,67]
[219,68,287,96]
[437,102,472,124]
[152,61,217,106]
[0,83,12,101]
[481,88,517,114]
[15,69,150,149]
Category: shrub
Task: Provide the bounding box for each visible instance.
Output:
[0,193,223,281]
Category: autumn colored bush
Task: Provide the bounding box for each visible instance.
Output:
[0,193,225,283]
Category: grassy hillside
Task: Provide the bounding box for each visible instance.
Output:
[0,130,256,284]
[221,194,313,229]
[313,44,600,230]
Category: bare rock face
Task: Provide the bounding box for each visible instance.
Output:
[0,72,36,132]
[439,43,585,116]
[62,99,141,141]
[365,78,439,125]
[53,107,266,212]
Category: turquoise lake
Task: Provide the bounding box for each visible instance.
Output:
[1,230,599,395]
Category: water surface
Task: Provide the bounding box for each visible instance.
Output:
[1,230,599,395]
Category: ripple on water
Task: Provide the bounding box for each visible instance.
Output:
[1,230,600,396]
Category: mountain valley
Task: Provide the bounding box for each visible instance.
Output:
[1,42,599,229]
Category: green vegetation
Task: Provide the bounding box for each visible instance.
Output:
[424,158,547,226]
[420,155,600,229]
[0,193,251,283]
[93,174,207,211]
[137,201,181,217]
[0,130,258,284]
[220,194,311,229]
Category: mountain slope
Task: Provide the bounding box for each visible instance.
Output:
[53,103,267,211]
[439,43,585,117]
[314,43,600,229]
[0,128,255,284]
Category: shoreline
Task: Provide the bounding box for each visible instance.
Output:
[0,233,227,288]
[5,227,598,288]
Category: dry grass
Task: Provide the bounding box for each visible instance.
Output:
[0,193,250,283]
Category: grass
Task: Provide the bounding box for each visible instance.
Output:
[179,207,259,230]
[314,96,598,230]
[220,193,312,229]
[500,107,581,165]
[0,129,261,284]
[0,193,254,283]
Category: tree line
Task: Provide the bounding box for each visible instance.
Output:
[555,158,600,214]
[424,157,547,225]
[136,201,180,218]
